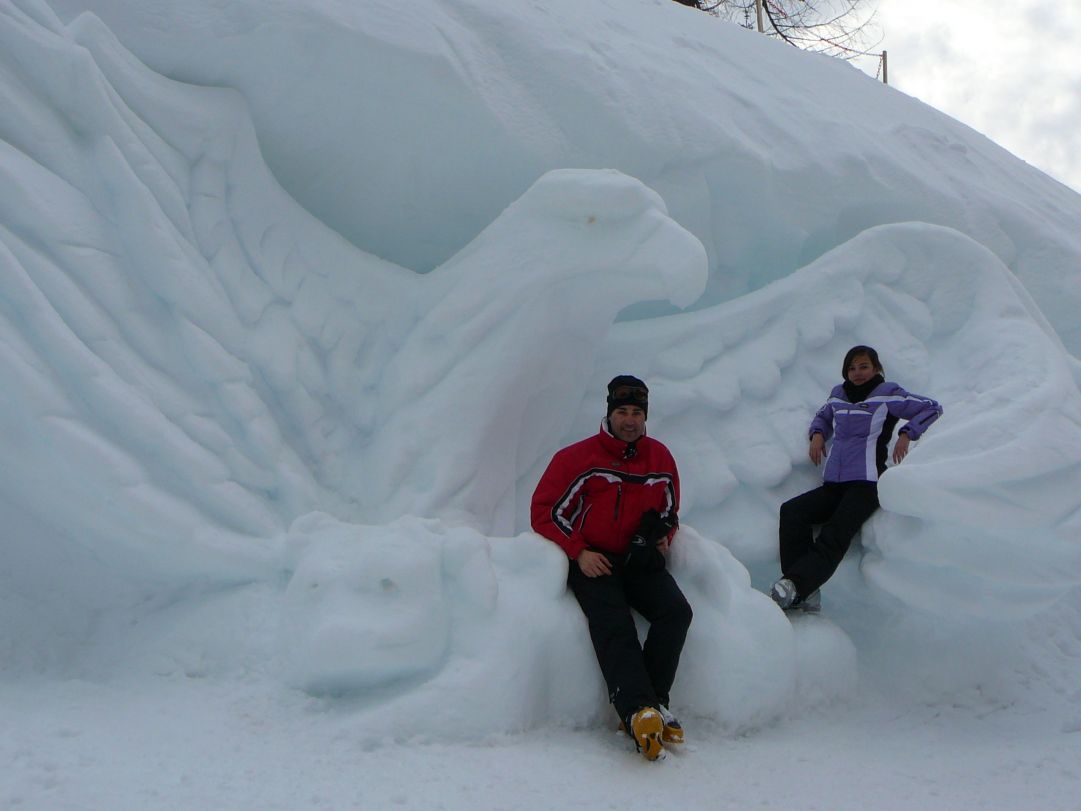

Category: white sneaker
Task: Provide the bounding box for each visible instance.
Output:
[769,578,798,610]
[798,589,821,613]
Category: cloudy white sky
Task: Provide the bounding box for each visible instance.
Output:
[857,0,1081,193]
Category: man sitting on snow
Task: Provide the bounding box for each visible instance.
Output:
[531,375,692,761]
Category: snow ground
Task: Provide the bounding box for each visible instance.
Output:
[6,647,1081,811]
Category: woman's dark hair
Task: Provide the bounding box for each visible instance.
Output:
[842,345,883,379]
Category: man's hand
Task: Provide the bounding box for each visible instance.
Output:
[625,509,677,570]
[634,509,665,542]
[652,514,676,555]
[808,433,826,466]
[892,433,911,464]
[577,549,612,577]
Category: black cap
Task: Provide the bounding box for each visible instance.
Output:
[606,375,648,418]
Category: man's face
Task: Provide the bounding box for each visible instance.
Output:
[609,405,646,443]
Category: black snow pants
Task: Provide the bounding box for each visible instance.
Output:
[779,480,880,599]
[567,553,692,725]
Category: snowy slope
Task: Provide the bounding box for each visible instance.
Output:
[47,0,1081,357]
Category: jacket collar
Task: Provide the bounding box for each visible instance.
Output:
[597,419,646,459]
[842,374,885,403]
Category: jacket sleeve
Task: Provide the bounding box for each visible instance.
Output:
[889,387,943,440]
[808,396,836,440]
[530,449,589,560]
[665,450,681,545]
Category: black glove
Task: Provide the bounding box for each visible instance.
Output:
[625,509,677,569]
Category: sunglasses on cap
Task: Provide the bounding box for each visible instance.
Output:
[609,385,648,403]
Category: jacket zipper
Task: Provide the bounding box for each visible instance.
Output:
[614,484,622,521]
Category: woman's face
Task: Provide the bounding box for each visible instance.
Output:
[846,354,880,385]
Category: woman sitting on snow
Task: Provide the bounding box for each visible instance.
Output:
[770,345,943,613]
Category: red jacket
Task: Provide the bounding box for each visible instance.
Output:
[531,424,680,560]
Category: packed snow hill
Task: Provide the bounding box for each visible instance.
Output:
[4,0,1081,808]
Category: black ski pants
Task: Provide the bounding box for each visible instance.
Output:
[779,480,880,598]
[567,554,692,725]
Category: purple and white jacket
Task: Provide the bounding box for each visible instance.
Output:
[809,381,942,483]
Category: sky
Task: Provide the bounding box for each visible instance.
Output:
[864,0,1081,193]
[5,0,1081,808]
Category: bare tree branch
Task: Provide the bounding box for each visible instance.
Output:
[674,0,882,61]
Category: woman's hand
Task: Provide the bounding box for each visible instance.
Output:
[892,433,911,464]
[808,433,826,466]
[577,549,612,577]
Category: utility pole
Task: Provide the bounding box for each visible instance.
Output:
[881,50,888,84]
[755,0,764,33]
